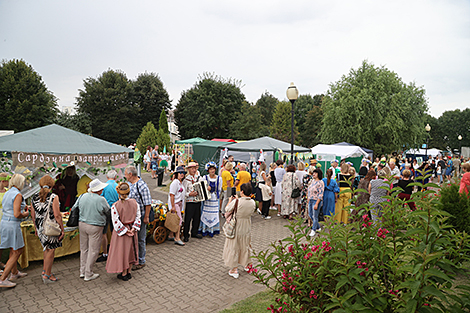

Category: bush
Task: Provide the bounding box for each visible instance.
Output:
[136,122,158,161]
[438,181,470,234]
[250,181,470,312]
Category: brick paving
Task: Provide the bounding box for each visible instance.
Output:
[0,171,292,312]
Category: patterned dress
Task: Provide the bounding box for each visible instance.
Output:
[199,175,222,237]
[300,174,313,217]
[32,193,62,250]
[281,172,301,216]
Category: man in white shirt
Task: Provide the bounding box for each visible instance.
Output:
[388,160,401,185]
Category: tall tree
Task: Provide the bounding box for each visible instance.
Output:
[435,109,470,152]
[136,122,158,157]
[301,105,323,147]
[174,73,246,139]
[270,101,299,143]
[255,91,279,127]
[0,59,58,132]
[320,60,428,156]
[55,110,92,134]
[159,109,169,134]
[76,69,137,145]
[295,94,324,147]
[229,101,270,140]
[156,128,171,153]
[132,72,171,131]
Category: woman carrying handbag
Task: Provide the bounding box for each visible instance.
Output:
[31,175,64,284]
[222,183,256,279]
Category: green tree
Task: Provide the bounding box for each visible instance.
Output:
[435,109,470,152]
[255,91,279,127]
[136,122,158,157]
[229,101,270,140]
[0,59,58,132]
[132,72,171,130]
[55,110,92,134]
[174,73,246,139]
[76,69,137,145]
[295,94,324,147]
[159,109,169,134]
[320,60,428,156]
[270,101,299,143]
[301,105,323,147]
[156,128,171,153]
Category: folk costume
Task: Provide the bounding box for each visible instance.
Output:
[199,162,222,237]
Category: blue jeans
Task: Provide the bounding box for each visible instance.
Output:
[308,199,322,231]
[137,209,147,264]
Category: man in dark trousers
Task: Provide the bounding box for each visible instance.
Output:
[182,162,203,242]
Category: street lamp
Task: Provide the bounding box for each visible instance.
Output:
[458,135,462,156]
[425,124,431,160]
[286,82,299,165]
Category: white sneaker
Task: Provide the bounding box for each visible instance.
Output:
[264,216,272,220]
[277,213,281,217]
[308,230,316,237]
[228,271,239,279]
[257,209,262,214]
[270,206,277,210]
[84,273,100,281]
[317,227,322,232]
[79,274,85,278]
[0,279,16,288]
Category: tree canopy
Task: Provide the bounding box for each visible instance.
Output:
[320,60,428,156]
[75,69,170,145]
[270,100,299,144]
[174,73,246,139]
[0,59,58,132]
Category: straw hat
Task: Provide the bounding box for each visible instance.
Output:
[116,182,130,195]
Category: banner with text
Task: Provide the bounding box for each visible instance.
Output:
[11,151,129,168]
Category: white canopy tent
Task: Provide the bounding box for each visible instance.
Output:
[311,144,368,159]
[405,148,441,157]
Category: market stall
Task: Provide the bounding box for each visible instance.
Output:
[0,124,133,267]
[311,144,368,172]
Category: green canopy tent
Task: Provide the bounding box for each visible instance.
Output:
[192,140,235,174]
[175,137,207,144]
[0,124,133,198]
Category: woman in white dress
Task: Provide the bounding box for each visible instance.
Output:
[199,162,222,237]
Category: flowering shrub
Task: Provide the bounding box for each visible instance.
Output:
[251,180,470,312]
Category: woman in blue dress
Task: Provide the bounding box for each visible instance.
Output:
[199,162,223,237]
[322,169,339,218]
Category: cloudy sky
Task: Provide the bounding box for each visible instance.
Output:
[1,0,469,117]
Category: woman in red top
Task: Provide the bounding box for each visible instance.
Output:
[459,163,470,194]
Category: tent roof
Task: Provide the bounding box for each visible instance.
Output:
[223,136,310,152]
[333,142,373,154]
[193,140,235,148]
[211,138,236,143]
[311,144,368,158]
[175,137,207,144]
[405,148,441,157]
[0,124,132,154]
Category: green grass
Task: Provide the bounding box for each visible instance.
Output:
[220,290,275,313]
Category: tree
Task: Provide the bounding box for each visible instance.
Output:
[174,73,246,139]
[255,91,279,127]
[55,110,92,134]
[229,101,270,140]
[136,122,158,157]
[159,109,169,134]
[132,72,171,131]
[301,105,323,147]
[76,69,137,145]
[320,60,429,156]
[156,128,171,153]
[0,59,58,132]
[435,109,470,152]
[295,94,324,147]
[270,101,299,143]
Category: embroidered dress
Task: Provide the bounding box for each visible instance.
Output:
[300,174,312,216]
[106,198,141,273]
[281,172,301,216]
[32,193,62,250]
[199,175,222,237]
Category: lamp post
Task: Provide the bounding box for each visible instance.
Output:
[286,82,299,165]
[425,124,431,161]
[458,135,462,156]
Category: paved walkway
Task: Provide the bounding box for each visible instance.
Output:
[0,171,292,312]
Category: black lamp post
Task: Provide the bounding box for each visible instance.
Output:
[458,135,462,156]
[286,82,299,165]
[425,124,431,161]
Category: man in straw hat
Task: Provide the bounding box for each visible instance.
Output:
[182,162,203,242]
[71,178,110,281]
[125,166,152,270]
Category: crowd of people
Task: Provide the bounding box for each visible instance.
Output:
[1,152,469,287]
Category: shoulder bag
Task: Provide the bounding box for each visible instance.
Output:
[136,181,155,223]
[223,198,239,239]
[44,195,62,236]
[66,194,82,227]
[164,210,180,233]
[291,173,301,198]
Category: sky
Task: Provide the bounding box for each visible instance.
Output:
[1,0,469,117]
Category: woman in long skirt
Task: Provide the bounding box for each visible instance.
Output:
[199,162,222,237]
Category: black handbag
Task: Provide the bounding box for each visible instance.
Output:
[291,173,301,198]
[66,195,82,227]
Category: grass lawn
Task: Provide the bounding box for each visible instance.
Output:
[220,290,275,313]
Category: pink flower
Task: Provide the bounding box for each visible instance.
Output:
[288,245,293,253]
[311,245,319,252]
